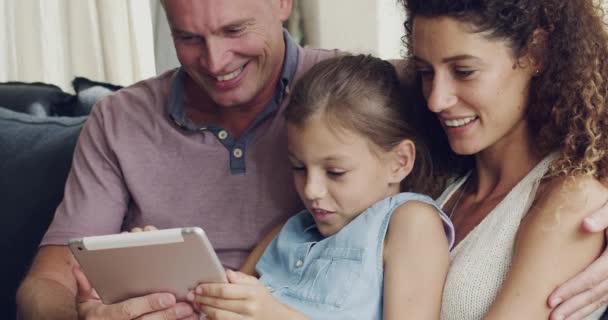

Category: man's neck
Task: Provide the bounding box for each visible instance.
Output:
[183,72,282,140]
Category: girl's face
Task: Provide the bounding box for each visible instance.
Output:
[287,115,401,237]
[412,16,535,156]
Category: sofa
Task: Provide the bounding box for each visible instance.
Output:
[0,78,121,319]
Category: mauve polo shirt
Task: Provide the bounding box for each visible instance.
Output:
[41,31,338,269]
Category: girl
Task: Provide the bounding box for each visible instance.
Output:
[189,54,455,319]
[402,0,608,319]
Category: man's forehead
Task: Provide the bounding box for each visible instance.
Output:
[164,0,274,29]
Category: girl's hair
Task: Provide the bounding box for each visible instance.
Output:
[401,0,608,180]
[285,54,449,197]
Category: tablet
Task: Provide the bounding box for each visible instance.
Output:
[69,227,227,304]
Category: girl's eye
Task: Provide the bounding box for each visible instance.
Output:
[291,165,306,172]
[327,171,346,177]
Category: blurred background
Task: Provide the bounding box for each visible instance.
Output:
[0,0,405,92]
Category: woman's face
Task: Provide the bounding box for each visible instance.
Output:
[412,16,536,155]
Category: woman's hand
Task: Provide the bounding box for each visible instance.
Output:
[191,270,307,320]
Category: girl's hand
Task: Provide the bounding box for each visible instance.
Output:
[189,270,305,320]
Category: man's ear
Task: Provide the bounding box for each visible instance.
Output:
[388,139,416,185]
[277,0,293,22]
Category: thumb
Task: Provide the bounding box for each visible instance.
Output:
[582,200,608,232]
[226,269,261,286]
[73,266,99,302]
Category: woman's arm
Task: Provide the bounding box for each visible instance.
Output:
[383,201,450,320]
[485,176,608,319]
[239,223,284,276]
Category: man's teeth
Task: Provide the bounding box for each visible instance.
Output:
[444,116,477,127]
[216,67,243,82]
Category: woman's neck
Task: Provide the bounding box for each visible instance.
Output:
[472,122,541,201]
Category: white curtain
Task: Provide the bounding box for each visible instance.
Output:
[0,0,156,92]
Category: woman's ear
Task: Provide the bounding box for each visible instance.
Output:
[388,139,416,185]
[527,28,548,75]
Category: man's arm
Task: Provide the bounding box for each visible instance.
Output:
[16,246,78,319]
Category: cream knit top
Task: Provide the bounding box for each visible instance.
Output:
[437,153,605,319]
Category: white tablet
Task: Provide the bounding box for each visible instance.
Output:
[69,227,227,304]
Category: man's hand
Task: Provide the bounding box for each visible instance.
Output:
[74,259,197,320]
[191,270,306,320]
[547,204,608,320]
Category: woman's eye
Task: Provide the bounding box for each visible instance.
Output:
[416,69,434,80]
[453,69,476,79]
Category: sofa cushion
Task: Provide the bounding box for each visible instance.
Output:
[0,107,86,317]
[72,77,123,116]
[0,82,75,116]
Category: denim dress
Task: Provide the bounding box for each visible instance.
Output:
[256,192,455,320]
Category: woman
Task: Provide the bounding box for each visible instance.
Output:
[401,0,608,319]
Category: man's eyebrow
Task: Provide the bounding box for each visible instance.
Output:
[223,18,255,29]
[170,18,255,35]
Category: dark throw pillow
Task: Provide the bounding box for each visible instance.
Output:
[0,107,86,318]
[0,82,75,117]
[72,77,123,116]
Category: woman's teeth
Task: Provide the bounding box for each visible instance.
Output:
[444,116,477,127]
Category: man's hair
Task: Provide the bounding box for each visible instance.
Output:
[401,0,608,180]
[285,54,448,196]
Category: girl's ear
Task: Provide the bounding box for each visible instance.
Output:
[388,139,416,185]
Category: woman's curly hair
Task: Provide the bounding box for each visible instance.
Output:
[400,0,608,180]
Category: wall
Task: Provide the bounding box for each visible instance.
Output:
[300,0,405,59]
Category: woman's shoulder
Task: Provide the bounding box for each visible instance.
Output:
[532,174,608,220]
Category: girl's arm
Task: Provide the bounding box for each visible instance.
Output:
[383,200,451,320]
[485,176,608,319]
[239,223,284,276]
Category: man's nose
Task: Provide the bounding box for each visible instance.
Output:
[201,37,229,75]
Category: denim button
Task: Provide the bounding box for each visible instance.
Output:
[295,259,303,268]
[233,148,243,158]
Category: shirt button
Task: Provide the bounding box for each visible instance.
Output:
[295,259,303,268]
[233,148,243,158]
[218,130,228,140]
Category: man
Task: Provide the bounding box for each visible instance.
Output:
[15,0,608,319]
[16,0,336,319]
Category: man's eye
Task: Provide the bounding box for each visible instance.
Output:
[173,34,202,44]
[226,26,245,35]
[291,166,306,172]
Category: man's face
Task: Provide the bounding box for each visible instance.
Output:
[163,0,292,109]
